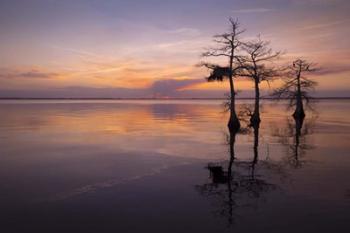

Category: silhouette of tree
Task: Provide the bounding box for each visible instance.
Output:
[273,59,318,119]
[240,37,281,126]
[201,18,245,131]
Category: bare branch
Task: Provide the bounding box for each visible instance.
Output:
[239,37,282,84]
[272,59,318,113]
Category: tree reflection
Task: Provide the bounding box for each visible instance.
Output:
[272,116,316,168]
[196,124,279,226]
[197,128,239,225]
[239,123,277,199]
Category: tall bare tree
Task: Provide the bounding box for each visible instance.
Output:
[201,18,245,131]
[273,59,317,119]
[240,37,280,126]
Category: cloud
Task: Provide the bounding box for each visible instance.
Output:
[300,20,349,31]
[0,68,59,79]
[231,8,274,13]
[150,79,204,97]
[292,0,345,6]
[51,46,103,58]
[154,39,208,54]
[314,64,350,76]
[0,77,207,98]
[165,27,201,37]
[0,87,149,99]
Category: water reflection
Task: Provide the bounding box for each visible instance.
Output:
[271,115,316,168]
[0,100,349,232]
[196,129,238,225]
[196,112,321,226]
[196,123,280,226]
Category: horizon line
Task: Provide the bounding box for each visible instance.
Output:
[1,97,350,100]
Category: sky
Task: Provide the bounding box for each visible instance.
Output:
[0,0,349,98]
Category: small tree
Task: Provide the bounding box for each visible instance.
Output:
[201,18,245,131]
[240,37,280,126]
[273,59,317,119]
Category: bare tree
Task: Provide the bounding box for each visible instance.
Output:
[240,37,281,126]
[273,59,317,119]
[201,18,245,131]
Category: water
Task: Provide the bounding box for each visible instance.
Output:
[0,99,349,232]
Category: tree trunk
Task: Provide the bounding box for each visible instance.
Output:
[227,54,240,132]
[293,73,305,119]
[293,94,305,119]
[228,92,240,132]
[250,78,261,126]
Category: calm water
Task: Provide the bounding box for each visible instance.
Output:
[0,99,349,232]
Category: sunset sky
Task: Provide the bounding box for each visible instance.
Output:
[0,0,349,98]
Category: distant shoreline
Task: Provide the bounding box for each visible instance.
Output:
[1,97,350,100]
